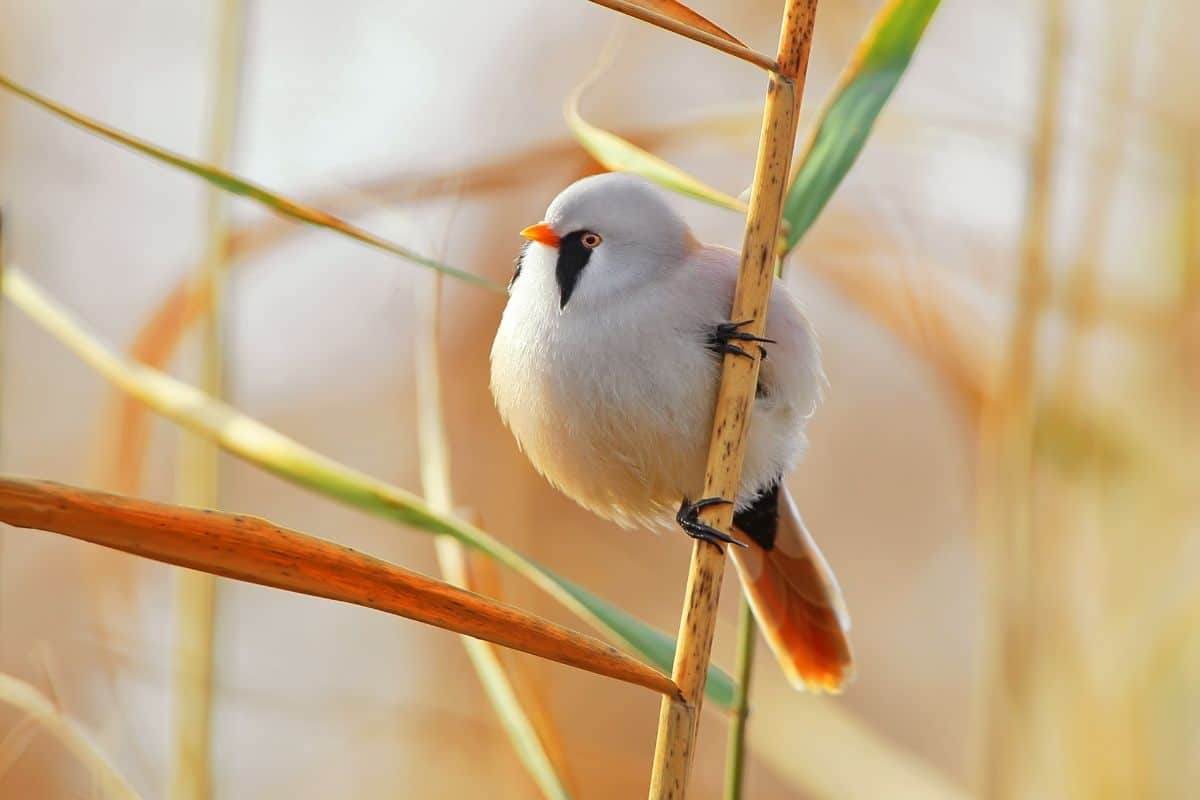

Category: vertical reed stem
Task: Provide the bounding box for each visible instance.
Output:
[0,211,6,650]
[170,2,244,798]
[417,275,575,799]
[0,210,5,468]
[722,597,756,800]
[975,2,1063,797]
[647,3,819,797]
[1180,155,1200,397]
[0,209,5,464]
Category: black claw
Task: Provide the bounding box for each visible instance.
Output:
[715,342,752,360]
[709,320,775,361]
[718,320,776,344]
[676,497,748,548]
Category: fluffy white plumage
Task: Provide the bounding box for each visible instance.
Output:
[490,173,825,529]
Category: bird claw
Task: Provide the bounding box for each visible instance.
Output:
[676,497,747,548]
[710,319,775,361]
[713,342,751,359]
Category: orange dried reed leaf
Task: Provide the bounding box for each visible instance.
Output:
[586,0,776,71]
[0,476,680,699]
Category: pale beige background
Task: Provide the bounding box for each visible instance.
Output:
[1,0,1195,797]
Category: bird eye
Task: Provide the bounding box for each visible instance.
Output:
[580,232,602,248]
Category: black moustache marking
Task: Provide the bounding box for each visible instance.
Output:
[555,231,594,309]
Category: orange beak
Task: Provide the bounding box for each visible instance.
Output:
[520,222,561,248]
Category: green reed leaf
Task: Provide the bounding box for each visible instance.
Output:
[0,73,502,292]
[783,0,941,250]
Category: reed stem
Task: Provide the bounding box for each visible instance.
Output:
[722,597,756,800]
[647,2,819,796]
[417,275,575,799]
[0,209,5,465]
[170,1,244,798]
[974,1,1063,796]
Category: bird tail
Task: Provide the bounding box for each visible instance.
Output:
[729,486,854,692]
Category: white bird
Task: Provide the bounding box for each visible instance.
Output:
[490,173,853,691]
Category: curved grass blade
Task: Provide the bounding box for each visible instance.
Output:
[0,73,501,292]
[417,274,576,799]
[586,0,776,72]
[566,57,748,214]
[0,476,679,696]
[3,269,734,707]
[782,0,941,250]
[0,673,141,800]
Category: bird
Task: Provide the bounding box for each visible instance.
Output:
[489,172,853,691]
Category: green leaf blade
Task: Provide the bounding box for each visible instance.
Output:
[553,572,736,708]
[783,0,941,250]
[0,73,501,292]
[565,59,747,214]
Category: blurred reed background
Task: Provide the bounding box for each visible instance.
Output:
[0,0,1197,797]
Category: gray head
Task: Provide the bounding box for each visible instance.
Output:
[519,173,696,310]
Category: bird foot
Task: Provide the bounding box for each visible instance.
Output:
[709,319,775,360]
[676,497,747,548]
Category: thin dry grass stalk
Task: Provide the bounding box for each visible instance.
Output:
[647,1,819,796]
[417,274,576,799]
[0,476,680,698]
[722,598,755,800]
[169,2,245,797]
[586,0,777,72]
[0,673,142,800]
[1053,3,1138,406]
[974,0,1064,796]
[1183,155,1200,392]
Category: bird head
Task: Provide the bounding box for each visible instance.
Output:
[519,173,697,310]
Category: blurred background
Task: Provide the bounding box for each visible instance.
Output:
[1,0,1197,797]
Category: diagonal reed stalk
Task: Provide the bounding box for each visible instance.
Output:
[0,72,500,292]
[0,476,679,696]
[170,2,244,797]
[417,274,576,799]
[646,1,819,796]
